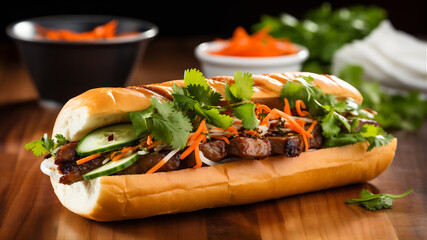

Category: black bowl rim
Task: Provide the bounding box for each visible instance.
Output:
[6,14,159,45]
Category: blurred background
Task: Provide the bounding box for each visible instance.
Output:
[0,0,426,131]
[0,1,425,40]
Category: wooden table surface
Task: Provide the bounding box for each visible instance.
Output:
[0,36,426,240]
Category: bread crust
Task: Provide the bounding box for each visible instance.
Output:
[47,72,393,222]
[51,138,397,221]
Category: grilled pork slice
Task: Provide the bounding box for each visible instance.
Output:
[180,140,229,168]
[305,124,324,149]
[58,157,104,185]
[199,140,229,161]
[54,141,81,165]
[266,135,304,157]
[229,137,271,159]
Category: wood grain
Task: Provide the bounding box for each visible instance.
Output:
[0,37,426,240]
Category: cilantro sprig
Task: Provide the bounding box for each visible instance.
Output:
[25,133,67,157]
[173,69,259,130]
[224,71,259,129]
[346,188,413,211]
[171,69,233,129]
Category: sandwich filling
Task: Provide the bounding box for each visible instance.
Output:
[29,69,393,185]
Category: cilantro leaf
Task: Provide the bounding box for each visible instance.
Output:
[320,110,341,138]
[323,132,366,147]
[232,102,259,130]
[150,111,192,149]
[184,68,209,88]
[54,134,67,146]
[225,71,255,102]
[202,108,234,130]
[129,105,154,136]
[346,188,413,211]
[224,82,240,103]
[25,139,48,157]
[359,124,394,151]
[186,84,222,106]
[42,133,55,153]
[129,97,192,150]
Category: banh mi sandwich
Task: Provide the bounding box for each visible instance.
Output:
[26,69,397,221]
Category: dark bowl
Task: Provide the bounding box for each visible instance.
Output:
[6,15,158,104]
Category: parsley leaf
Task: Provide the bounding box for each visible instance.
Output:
[346,188,413,211]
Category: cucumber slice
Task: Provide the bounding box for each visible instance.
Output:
[76,123,139,156]
[82,152,140,180]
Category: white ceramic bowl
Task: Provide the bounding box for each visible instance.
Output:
[194,40,309,77]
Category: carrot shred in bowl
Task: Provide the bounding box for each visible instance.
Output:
[208,26,298,57]
[35,19,139,41]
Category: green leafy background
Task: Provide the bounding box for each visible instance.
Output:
[251,2,427,131]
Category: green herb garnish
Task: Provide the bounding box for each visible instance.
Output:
[252,3,387,73]
[346,189,413,211]
[279,76,393,151]
[129,97,193,150]
[129,68,259,149]
[338,65,427,131]
[25,133,67,157]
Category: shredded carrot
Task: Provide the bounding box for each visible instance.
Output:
[210,136,230,144]
[208,26,298,57]
[146,159,167,174]
[180,134,206,160]
[307,120,318,133]
[111,146,133,161]
[146,141,162,150]
[295,119,306,128]
[255,104,272,118]
[244,130,262,138]
[76,153,101,165]
[260,110,279,126]
[193,145,203,169]
[188,120,206,145]
[301,132,309,151]
[295,100,309,117]
[35,19,139,41]
[146,134,153,145]
[225,125,239,137]
[283,98,292,116]
[110,141,147,161]
[271,109,312,150]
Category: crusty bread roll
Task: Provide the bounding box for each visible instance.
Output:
[49,72,395,222]
[51,139,396,221]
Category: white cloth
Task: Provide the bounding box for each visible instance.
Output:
[332,20,427,94]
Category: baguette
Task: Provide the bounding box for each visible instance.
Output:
[46,72,395,221]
